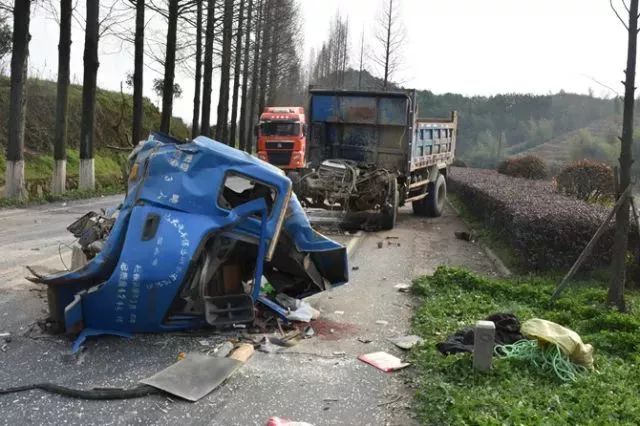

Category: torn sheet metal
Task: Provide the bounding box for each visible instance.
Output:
[28,133,348,337]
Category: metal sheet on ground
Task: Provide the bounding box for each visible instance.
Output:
[140,353,242,402]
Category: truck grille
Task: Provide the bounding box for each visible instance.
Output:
[266,141,294,150]
[267,151,293,166]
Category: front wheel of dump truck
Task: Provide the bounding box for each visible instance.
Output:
[413,173,446,217]
[380,176,399,230]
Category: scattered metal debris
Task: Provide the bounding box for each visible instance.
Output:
[377,241,384,249]
[375,320,389,326]
[387,335,424,350]
[394,283,411,292]
[357,337,372,344]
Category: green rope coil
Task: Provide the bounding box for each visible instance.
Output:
[495,339,589,382]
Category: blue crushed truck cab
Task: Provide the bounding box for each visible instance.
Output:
[29,133,348,343]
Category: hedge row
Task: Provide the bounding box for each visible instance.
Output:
[448,167,627,271]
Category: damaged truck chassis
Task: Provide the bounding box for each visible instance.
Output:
[296,89,457,230]
[28,133,347,346]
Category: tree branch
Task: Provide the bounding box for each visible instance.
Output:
[611,0,630,30]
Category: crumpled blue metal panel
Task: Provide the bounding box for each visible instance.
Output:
[31,134,348,337]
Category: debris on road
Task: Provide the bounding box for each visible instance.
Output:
[394,283,411,292]
[266,417,314,426]
[351,266,360,271]
[436,313,524,355]
[141,352,243,402]
[303,326,315,338]
[377,241,384,249]
[26,134,348,345]
[333,310,344,315]
[387,335,424,350]
[375,320,389,326]
[229,343,255,362]
[357,337,372,344]
[358,351,410,372]
[454,231,474,242]
[212,341,234,358]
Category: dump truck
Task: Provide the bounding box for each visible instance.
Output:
[256,106,307,174]
[27,133,347,344]
[297,89,457,230]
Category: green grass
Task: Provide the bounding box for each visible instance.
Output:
[411,266,640,425]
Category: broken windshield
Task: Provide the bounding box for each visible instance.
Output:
[260,122,300,136]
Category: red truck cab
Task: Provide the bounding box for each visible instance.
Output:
[257,107,306,170]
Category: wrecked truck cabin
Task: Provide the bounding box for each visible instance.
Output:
[27,133,348,339]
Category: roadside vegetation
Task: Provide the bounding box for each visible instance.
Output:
[411,266,640,425]
[448,167,629,272]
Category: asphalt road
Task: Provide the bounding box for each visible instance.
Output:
[0,196,498,425]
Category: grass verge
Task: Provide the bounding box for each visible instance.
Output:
[411,266,640,425]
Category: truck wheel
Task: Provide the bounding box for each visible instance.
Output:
[380,177,399,230]
[412,173,446,217]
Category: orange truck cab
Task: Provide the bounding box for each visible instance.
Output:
[256,107,307,170]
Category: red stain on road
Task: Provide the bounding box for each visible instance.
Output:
[298,319,359,341]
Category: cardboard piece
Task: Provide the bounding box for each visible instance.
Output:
[358,351,410,372]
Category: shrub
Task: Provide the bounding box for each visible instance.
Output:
[497,155,549,180]
[449,167,619,270]
[555,160,615,203]
[451,159,468,167]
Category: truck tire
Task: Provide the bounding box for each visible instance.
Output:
[380,177,399,230]
[412,173,446,217]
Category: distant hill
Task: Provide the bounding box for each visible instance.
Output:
[0,77,189,154]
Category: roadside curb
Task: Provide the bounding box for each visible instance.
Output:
[446,198,512,277]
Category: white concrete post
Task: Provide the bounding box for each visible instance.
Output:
[473,320,496,372]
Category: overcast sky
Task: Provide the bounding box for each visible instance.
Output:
[27,0,629,125]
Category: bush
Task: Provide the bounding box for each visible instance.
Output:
[451,159,467,167]
[449,167,621,270]
[555,160,615,203]
[497,155,549,179]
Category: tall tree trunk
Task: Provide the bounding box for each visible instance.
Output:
[247,0,263,153]
[383,0,392,89]
[191,0,202,138]
[52,0,72,195]
[609,0,638,311]
[238,0,254,152]
[266,1,279,104]
[257,0,271,114]
[131,0,145,144]
[160,0,178,134]
[229,0,245,148]
[201,0,215,137]
[79,0,100,190]
[215,0,234,142]
[5,0,31,199]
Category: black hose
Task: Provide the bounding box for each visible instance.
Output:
[0,383,161,400]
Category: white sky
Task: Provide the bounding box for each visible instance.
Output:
[27,0,629,125]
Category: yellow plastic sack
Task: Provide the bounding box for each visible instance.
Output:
[521,318,594,369]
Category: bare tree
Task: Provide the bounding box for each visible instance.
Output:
[358,28,364,89]
[229,0,245,148]
[608,0,639,311]
[256,0,270,114]
[131,0,145,144]
[79,0,99,190]
[312,13,349,88]
[52,0,72,194]
[191,0,202,138]
[238,0,253,151]
[372,0,404,89]
[4,0,31,199]
[215,0,233,142]
[200,0,215,137]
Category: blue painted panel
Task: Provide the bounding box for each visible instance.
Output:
[311,95,338,122]
[378,97,407,125]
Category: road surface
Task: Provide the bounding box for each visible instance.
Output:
[0,196,498,425]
